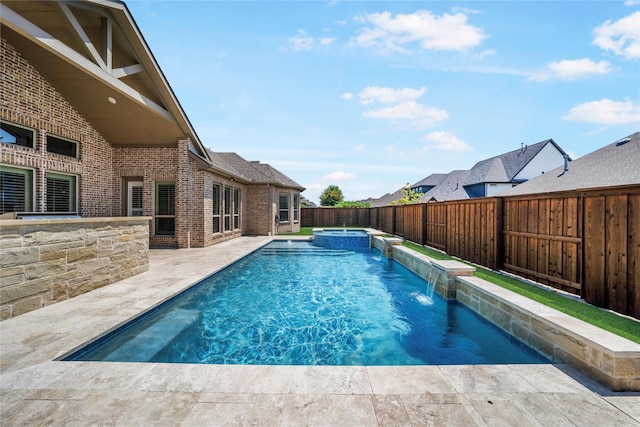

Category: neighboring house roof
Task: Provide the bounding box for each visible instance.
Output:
[412,173,447,188]
[209,151,305,190]
[464,139,565,186]
[500,132,640,196]
[0,0,209,159]
[420,170,472,202]
[361,188,405,207]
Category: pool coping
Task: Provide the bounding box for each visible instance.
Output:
[373,236,640,391]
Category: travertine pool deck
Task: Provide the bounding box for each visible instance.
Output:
[1,236,639,426]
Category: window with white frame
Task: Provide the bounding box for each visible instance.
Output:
[154,181,175,236]
[0,166,34,214]
[293,193,299,222]
[46,172,76,213]
[127,182,143,216]
[47,135,78,158]
[212,183,221,233]
[233,188,240,229]
[224,185,231,231]
[1,121,34,149]
[279,193,289,222]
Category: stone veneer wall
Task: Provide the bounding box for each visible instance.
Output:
[0,217,150,320]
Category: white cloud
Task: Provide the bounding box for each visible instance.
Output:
[451,7,481,15]
[423,130,474,153]
[593,11,640,59]
[563,98,640,125]
[472,49,496,60]
[364,101,448,128]
[289,30,314,51]
[340,92,354,100]
[624,0,640,6]
[358,86,426,105]
[351,10,487,53]
[320,37,336,46]
[528,58,613,81]
[322,171,355,182]
[352,144,365,152]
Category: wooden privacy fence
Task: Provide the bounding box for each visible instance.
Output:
[301,184,640,318]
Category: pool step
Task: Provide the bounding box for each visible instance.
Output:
[102,309,201,362]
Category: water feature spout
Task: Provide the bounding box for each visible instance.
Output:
[425,267,445,304]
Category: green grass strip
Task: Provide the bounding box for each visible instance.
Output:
[282,228,640,343]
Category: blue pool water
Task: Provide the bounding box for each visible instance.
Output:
[312,228,370,250]
[65,241,548,365]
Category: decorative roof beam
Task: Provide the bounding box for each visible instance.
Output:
[111,64,144,79]
[100,16,112,71]
[58,1,108,71]
[0,3,173,121]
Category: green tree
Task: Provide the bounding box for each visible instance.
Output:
[390,183,423,205]
[335,201,370,208]
[319,185,344,206]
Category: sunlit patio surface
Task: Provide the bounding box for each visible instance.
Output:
[1,236,639,426]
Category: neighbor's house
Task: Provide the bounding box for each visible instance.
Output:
[365,139,568,207]
[499,132,640,197]
[1,0,303,249]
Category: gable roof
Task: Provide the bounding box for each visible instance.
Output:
[500,132,640,196]
[1,0,209,158]
[464,139,564,186]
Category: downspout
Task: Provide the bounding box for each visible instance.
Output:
[557,154,569,177]
[267,183,272,236]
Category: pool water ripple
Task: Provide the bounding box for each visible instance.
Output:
[66,241,549,366]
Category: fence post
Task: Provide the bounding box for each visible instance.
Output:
[495,197,503,271]
[421,203,428,246]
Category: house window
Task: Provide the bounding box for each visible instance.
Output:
[154,181,175,236]
[233,188,240,229]
[279,193,289,222]
[47,135,78,158]
[212,183,221,233]
[127,182,143,216]
[46,172,76,212]
[293,194,299,222]
[224,186,231,231]
[0,166,34,214]
[1,121,34,149]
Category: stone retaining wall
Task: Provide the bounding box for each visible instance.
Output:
[374,236,640,391]
[0,217,150,319]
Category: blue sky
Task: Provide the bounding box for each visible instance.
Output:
[127,1,640,204]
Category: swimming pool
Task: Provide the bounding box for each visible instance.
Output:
[65,241,548,365]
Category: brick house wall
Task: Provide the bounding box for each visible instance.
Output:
[1,38,113,217]
[111,146,177,247]
[2,36,302,250]
[196,169,245,247]
[244,184,271,235]
[272,186,301,234]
